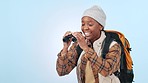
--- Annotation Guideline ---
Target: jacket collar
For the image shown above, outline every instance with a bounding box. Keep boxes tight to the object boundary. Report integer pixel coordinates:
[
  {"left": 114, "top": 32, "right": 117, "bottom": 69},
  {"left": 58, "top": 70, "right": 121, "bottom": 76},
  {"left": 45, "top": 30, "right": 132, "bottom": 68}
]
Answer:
[{"left": 93, "top": 31, "right": 106, "bottom": 53}]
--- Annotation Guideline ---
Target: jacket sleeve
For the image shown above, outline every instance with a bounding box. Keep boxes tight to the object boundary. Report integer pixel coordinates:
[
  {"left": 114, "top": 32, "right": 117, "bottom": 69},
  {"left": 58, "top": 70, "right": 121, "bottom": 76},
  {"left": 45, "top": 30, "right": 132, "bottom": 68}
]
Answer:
[
  {"left": 56, "top": 42, "right": 79, "bottom": 76},
  {"left": 84, "top": 43, "right": 121, "bottom": 77}
]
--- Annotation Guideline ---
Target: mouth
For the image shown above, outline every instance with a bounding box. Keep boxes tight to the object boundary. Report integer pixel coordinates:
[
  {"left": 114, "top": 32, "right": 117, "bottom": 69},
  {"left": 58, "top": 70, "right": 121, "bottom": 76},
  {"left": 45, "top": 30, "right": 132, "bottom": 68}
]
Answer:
[{"left": 84, "top": 32, "right": 91, "bottom": 37}]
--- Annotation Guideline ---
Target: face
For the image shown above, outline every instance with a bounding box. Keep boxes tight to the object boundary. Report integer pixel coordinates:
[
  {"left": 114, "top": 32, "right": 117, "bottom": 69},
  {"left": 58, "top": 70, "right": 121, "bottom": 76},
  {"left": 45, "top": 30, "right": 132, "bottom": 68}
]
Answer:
[{"left": 81, "top": 16, "right": 103, "bottom": 43}]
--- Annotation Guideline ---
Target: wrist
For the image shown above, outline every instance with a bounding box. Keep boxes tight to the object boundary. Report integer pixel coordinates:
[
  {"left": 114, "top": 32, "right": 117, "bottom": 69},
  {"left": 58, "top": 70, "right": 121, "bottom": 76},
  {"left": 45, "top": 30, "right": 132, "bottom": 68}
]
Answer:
[
  {"left": 83, "top": 46, "right": 89, "bottom": 52},
  {"left": 62, "top": 46, "right": 68, "bottom": 51},
  {"left": 84, "top": 48, "right": 95, "bottom": 59},
  {"left": 61, "top": 47, "right": 68, "bottom": 56}
]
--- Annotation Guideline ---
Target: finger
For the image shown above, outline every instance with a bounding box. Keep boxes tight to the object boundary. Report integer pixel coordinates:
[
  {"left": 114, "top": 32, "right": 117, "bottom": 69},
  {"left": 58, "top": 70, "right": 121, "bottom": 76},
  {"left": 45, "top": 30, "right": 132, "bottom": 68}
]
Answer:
[
  {"left": 72, "top": 32, "right": 81, "bottom": 37},
  {"left": 72, "top": 32, "right": 84, "bottom": 42},
  {"left": 63, "top": 31, "right": 72, "bottom": 37},
  {"left": 65, "top": 31, "right": 72, "bottom": 35},
  {"left": 77, "top": 32, "right": 84, "bottom": 40}
]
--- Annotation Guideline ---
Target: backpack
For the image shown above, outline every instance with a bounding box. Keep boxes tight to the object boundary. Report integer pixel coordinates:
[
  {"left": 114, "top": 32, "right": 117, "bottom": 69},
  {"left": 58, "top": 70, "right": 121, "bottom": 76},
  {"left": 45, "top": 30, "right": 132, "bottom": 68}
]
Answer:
[{"left": 101, "top": 30, "right": 134, "bottom": 83}]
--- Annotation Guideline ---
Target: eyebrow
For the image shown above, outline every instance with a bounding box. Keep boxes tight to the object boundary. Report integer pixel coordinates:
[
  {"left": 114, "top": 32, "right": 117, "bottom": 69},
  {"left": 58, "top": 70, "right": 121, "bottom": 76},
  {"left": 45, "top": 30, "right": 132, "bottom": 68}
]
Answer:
[{"left": 81, "top": 20, "right": 93, "bottom": 23}]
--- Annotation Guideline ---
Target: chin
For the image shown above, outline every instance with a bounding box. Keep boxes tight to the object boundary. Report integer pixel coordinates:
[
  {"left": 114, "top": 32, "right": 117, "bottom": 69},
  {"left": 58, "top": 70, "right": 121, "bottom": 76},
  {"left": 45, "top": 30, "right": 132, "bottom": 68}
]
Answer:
[{"left": 85, "top": 36, "right": 92, "bottom": 40}]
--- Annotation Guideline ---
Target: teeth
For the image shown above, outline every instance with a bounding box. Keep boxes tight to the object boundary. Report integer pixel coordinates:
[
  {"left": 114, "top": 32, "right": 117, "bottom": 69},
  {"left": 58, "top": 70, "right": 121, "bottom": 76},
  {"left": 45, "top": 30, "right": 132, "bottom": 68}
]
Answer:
[{"left": 85, "top": 32, "right": 90, "bottom": 36}]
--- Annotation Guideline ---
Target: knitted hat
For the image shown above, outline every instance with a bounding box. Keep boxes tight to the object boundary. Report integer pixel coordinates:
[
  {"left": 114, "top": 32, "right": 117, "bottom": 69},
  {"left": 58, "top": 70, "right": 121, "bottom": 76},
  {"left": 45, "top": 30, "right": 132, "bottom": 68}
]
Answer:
[{"left": 82, "top": 5, "right": 106, "bottom": 27}]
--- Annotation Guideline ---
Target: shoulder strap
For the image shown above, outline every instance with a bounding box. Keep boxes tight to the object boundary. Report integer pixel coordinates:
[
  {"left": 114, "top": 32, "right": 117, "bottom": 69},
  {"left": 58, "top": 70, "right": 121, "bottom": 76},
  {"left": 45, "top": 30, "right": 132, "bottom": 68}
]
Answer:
[
  {"left": 76, "top": 45, "right": 83, "bottom": 57},
  {"left": 75, "top": 45, "right": 83, "bottom": 65},
  {"left": 101, "top": 33, "right": 114, "bottom": 59},
  {"left": 101, "top": 31, "right": 123, "bottom": 58}
]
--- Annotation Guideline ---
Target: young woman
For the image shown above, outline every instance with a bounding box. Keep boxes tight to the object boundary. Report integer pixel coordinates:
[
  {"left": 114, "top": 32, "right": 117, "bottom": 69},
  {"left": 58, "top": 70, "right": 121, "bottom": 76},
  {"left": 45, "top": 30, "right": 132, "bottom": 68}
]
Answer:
[{"left": 56, "top": 5, "right": 121, "bottom": 83}]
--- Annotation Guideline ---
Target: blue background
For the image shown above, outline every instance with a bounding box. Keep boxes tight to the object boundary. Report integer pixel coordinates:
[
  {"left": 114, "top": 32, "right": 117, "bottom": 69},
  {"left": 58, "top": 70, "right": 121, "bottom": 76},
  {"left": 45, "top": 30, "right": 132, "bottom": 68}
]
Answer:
[{"left": 0, "top": 0, "right": 147, "bottom": 83}]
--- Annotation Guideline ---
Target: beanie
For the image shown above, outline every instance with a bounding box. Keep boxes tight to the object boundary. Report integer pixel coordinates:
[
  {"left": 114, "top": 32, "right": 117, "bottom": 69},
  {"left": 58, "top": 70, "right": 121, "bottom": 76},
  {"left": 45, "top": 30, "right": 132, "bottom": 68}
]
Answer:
[{"left": 82, "top": 5, "right": 106, "bottom": 27}]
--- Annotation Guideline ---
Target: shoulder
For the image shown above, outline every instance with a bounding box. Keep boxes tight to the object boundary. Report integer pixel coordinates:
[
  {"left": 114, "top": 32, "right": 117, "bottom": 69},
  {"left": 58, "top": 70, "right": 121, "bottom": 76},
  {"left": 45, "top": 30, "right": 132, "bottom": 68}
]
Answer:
[
  {"left": 109, "top": 41, "right": 121, "bottom": 52},
  {"left": 109, "top": 41, "right": 119, "bottom": 48}
]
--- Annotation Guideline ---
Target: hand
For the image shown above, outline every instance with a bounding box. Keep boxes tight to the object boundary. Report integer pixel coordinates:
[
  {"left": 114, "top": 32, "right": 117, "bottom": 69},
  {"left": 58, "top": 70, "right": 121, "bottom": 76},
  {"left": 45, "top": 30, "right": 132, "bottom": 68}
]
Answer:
[
  {"left": 62, "top": 31, "right": 72, "bottom": 50},
  {"left": 72, "top": 32, "right": 89, "bottom": 52}
]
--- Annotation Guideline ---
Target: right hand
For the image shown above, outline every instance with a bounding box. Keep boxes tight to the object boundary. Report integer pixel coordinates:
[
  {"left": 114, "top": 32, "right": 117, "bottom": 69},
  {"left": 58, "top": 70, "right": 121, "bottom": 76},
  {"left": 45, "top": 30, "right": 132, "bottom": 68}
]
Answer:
[{"left": 62, "top": 31, "right": 72, "bottom": 50}]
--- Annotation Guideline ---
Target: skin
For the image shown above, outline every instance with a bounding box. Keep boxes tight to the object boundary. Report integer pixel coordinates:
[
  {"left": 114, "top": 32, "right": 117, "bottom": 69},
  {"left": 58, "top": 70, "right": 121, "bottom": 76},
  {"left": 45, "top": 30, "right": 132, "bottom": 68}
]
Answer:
[{"left": 61, "top": 16, "right": 103, "bottom": 54}]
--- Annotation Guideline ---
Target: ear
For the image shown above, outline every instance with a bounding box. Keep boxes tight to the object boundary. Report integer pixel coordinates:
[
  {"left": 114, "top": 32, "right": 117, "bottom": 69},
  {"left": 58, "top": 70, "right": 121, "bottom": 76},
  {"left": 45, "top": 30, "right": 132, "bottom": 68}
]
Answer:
[
  {"left": 100, "top": 27, "right": 102, "bottom": 30},
  {"left": 99, "top": 26, "right": 104, "bottom": 31},
  {"left": 98, "top": 23, "right": 104, "bottom": 30}
]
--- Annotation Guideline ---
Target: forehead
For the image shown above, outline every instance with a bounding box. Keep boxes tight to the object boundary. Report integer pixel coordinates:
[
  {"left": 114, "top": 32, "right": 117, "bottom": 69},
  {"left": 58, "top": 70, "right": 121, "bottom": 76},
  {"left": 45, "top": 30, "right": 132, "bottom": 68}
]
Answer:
[
  {"left": 81, "top": 16, "right": 96, "bottom": 22},
  {"left": 81, "top": 16, "right": 103, "bottom": 27}
]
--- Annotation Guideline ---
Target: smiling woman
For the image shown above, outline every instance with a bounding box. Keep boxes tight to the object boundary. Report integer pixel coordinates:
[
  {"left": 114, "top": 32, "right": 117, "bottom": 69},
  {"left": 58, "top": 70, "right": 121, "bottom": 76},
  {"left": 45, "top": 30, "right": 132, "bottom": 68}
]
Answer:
[
  {"left": 1, "top": 0, "right": 147, "bottom": 83},
  {"left": 81, "top": 16, "right": 103, "bottom": 43},
  {"left": 56, "top": 5, "right": 122, "bottom": 83}
]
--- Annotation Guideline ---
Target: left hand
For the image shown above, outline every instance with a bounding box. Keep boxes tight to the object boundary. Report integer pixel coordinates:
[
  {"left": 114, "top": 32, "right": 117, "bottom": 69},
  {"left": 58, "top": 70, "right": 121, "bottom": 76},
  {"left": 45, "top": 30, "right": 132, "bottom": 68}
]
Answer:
[{"left": 72, "top": 32, "right": 89, "bottom": 52}]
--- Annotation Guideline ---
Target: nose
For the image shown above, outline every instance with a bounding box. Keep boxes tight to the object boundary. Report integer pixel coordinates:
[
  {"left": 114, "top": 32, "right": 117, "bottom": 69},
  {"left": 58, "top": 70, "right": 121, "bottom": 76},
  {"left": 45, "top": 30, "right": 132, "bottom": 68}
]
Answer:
[{"left": 83, "top": 25, "right": 89, "bottom": 30}]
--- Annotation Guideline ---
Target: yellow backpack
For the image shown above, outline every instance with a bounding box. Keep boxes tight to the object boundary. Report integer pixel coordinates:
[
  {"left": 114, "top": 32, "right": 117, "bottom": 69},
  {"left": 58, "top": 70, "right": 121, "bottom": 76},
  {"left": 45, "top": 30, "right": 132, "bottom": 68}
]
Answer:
[{"left": 101, "top": 30, "right": 134, "bottom": 83}]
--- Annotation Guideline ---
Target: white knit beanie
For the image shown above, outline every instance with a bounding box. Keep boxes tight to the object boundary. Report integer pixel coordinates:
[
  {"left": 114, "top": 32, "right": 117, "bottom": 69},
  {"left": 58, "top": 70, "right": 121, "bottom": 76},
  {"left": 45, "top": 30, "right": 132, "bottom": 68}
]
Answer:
[{"left": 82, "top": 5, "right": 106, "bottom": 27}]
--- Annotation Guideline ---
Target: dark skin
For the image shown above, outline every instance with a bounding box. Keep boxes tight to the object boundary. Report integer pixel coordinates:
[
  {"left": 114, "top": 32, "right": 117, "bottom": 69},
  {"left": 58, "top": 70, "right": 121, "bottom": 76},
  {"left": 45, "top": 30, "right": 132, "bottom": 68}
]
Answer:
[{"left": 61, "top": 16, "right": 103, "bottom": 55}]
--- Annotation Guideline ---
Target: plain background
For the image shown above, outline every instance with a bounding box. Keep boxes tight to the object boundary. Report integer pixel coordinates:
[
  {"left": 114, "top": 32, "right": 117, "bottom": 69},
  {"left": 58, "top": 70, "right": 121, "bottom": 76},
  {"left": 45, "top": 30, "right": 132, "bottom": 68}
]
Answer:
[{"left": 0, "top": 0, "right": 148, "bottom": 83}]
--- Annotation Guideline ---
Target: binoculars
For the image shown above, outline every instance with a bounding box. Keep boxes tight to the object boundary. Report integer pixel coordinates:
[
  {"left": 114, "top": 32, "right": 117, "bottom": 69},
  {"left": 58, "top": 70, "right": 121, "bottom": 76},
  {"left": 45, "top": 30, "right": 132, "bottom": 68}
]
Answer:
[{"left": 63, "top": 34, "right": 77, "bottom": 42}]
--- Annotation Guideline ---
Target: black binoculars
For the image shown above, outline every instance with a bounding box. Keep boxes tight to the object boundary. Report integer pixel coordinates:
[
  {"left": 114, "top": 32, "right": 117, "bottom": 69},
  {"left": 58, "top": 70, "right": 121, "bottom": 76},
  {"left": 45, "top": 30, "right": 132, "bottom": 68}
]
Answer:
[{"left": 63, "top": 34, "right": 77, "bottom": 42}]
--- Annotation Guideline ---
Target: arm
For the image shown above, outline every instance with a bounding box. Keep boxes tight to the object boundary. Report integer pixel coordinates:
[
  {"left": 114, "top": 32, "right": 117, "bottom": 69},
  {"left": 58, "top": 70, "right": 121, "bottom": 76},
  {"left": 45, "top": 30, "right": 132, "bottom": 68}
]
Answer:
[
  {"left": 56, "top": 42, "right": 79, "bottom": 76},
  {"left": 84, "top": 43, "right": 121, "bottom": 77}
]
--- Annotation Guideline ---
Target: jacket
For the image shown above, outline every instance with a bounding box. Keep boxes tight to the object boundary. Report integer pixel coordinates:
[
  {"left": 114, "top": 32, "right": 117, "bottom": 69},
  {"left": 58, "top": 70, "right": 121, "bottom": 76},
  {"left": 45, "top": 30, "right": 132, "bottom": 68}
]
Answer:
[{"left": 56, "top": 31, "right": 121, "bottom": 83}]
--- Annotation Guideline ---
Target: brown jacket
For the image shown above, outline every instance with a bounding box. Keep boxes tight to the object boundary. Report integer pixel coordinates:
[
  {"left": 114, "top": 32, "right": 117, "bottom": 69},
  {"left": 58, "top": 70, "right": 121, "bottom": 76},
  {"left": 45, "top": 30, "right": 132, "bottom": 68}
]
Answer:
[{"left": 56, "top": 32, "right": 121, "bottom": 83}]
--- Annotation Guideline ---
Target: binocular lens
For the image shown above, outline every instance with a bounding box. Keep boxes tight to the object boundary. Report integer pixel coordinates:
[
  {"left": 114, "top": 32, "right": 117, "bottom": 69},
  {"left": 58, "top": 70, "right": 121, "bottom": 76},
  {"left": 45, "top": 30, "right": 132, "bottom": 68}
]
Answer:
[{"left": 63, "top": 34, "right": 77, "bottom": 42}]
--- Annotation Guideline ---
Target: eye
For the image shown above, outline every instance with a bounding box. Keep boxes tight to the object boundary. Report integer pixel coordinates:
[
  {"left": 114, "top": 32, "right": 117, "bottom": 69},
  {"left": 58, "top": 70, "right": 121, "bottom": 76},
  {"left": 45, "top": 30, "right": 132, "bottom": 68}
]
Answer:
[
  {"left": 82, "top": 23, "right": 85, "bottom": 26},
  {"left": 88, "top": 23, "right": 93, "bottom": 26}
]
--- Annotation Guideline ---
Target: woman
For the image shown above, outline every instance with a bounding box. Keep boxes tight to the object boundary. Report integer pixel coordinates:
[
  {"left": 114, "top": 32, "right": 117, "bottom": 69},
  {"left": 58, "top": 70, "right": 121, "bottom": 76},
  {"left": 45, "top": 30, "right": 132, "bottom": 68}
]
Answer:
[{"left": 56, "top": 5, "right": 121, "bottom": 83}]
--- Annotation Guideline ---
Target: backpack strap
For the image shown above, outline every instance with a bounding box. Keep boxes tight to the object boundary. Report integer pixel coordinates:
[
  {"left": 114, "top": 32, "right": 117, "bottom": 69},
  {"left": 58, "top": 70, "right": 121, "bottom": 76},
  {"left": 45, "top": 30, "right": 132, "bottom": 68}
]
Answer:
[
  {"left": 101, "top": 33, "right": 115, "bottom": 59},
  {"left": 75, "top": 42, "right": 93, "bottom": 65},
  {"left": 76, "top": 45, "right": 83, "bottom": 57},
  {"left": 75, "top": 45, "right": 83, "bottom": 65},
  {"left": 101, "top": 31, "right": 124, "bottom": 65}
]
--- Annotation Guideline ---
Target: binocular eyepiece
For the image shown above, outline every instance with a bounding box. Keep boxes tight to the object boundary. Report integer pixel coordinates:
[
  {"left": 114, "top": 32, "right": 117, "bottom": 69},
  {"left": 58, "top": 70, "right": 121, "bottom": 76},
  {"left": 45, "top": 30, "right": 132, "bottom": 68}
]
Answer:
[{"left": 63, "top": 34, "right": 77, "bottom": 42}]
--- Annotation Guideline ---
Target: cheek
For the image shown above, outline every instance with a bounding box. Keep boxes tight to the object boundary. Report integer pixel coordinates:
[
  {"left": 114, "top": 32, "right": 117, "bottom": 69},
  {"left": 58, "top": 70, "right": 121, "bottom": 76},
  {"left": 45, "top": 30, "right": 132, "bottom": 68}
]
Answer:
[
  {"left": 91, "top": 26, "right": 98, "bottom": 32},
  {"left": 81, "top": 26, "right": 83, "bottom": 30},
  {"left": 81, "top": 27, "right": 84, "bottom": 32},
  {"left": 92, "top": 27, "right": 100, "bottom": 36}
]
